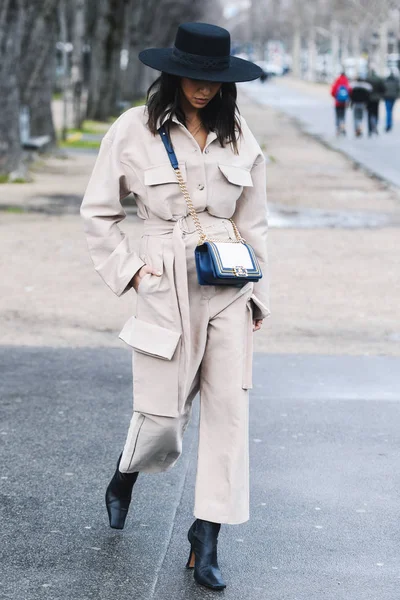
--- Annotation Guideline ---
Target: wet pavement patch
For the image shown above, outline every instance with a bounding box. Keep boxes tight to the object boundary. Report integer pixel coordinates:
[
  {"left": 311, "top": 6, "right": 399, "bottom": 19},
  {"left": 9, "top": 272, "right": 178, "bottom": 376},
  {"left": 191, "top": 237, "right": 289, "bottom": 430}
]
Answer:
[
  {"left": 269, "top": 203, "right": 400, "bottom": 229},
  {"left": 0, "top": 194, "right": 137, "bottom": 216}
]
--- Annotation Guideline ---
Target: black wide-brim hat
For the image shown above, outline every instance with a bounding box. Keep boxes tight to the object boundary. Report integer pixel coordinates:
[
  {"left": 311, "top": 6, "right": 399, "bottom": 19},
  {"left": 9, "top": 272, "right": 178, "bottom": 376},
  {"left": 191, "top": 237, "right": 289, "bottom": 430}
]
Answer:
[{"left": 139, "top": 22, "right": 262, "bottom": 83}]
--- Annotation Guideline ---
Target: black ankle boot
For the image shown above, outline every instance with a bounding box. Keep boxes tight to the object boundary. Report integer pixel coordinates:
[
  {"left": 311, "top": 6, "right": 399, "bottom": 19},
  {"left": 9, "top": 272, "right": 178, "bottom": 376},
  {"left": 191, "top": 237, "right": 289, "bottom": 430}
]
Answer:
[
  {"left": 186, "top": 519, "right": 226, "bottom": 591},
  {"left": 105, "top": 454, "right": 138, "bottom": 530}
]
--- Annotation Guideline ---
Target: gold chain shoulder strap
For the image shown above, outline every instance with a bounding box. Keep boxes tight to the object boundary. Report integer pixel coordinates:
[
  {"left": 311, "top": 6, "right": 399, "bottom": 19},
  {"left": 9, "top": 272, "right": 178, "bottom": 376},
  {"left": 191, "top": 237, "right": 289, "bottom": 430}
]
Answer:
[{"left": 173, "top": 167, "right": 244, "bottom": 245}]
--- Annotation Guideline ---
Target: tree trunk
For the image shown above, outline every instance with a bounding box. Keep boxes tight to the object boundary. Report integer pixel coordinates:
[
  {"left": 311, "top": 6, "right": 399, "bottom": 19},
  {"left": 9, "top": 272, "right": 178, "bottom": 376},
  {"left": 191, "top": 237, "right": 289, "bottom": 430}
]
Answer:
[
  {"left": 352, "top": 29, "right": 361, "bottom": 59},
  {"left": 292, "top": 22, "right": 301, "bottom": 78},
  {"left": 104, "top": 0, "right": 125, "bottom": 117},
  {"left": 86, "top": 0, "right": 125, "bottom": 121},
  {"left": 58, "top": 0, "right": 70, "bottom": 140},
  {"left": 341, "top": 26, "right": 350, "bottom": 64},
  {"left": 19, "top": 0, "right": 58, "bottom": 145},
  {"left": 124, "top": 48, "right": 147, "bottom": 101},
  {"left": 378, "top": 20, "right": 388, "bottom": 76},
  {"left": 0, "top": 0, "right": 23, "bottom": 176},
  {"left": 330, "top": 20, "right": 340, "bottom": 77},
  {"left": 71, "top": 0, "right": 86, "bottom": 129},
  {"left": 306, "top": 26, "right": 317, "bottom": 81},
  {"left": 123, "top": 0, "right": 150, "bottom": 103},
  {"left": 86, "top": 0, "right": 107, "bottom": 119}
]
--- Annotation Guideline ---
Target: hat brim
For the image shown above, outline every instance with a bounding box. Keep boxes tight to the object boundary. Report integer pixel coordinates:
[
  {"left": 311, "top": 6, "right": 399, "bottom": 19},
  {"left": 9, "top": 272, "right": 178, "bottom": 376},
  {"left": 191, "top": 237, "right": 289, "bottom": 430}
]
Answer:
[{"left": 139, "top": 48, "right": 263, "bottom": 83}]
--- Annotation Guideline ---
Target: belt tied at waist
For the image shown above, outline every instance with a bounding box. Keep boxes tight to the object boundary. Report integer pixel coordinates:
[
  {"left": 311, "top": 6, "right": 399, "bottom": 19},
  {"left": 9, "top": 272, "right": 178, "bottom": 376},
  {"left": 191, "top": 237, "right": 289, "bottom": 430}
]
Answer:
[{"left": 142, "top": 211, "right": 228, "bottom": 238}]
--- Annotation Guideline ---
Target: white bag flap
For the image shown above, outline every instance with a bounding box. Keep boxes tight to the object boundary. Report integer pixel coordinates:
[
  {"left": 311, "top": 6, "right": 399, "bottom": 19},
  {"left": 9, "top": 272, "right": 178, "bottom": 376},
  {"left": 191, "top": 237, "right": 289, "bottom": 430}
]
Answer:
[
  {"left": 119, "top": 316, "right": 181, "bottom": 360},
  {"left": 213, "top": 242, "right": 254, "bottom": 269}
]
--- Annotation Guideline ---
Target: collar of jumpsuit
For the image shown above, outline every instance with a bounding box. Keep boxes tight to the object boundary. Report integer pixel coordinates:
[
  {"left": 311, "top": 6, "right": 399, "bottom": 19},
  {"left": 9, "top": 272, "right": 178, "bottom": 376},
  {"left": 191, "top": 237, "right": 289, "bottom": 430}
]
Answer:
[{"left": 156, "top": 106, "right": 219, "bottom": 153}]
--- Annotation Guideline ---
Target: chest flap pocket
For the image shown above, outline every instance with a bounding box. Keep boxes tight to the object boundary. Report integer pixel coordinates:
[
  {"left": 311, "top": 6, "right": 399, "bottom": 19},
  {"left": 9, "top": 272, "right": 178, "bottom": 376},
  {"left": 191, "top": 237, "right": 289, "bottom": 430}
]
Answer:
[
  {"left": 208, "top": 164, "right": 253, "bottom": 218},
  {"left": 144, "top": 161, "right": 187, "bottom": 185},
  {"left": 143, "top": 161, "right": 187, "bottom": 219},
  {"left": 218, "top": 164, "right": 253, "bottom": 187}
]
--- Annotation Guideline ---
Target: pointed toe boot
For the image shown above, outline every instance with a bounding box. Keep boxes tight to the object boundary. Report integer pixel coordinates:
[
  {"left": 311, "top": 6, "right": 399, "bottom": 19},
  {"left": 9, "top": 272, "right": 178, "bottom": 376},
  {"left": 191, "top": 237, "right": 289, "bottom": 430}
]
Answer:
[
  {"left": 105, "top": 454, "right": 138, "bottom": 530},
  {"left": 186, "top": 519, "right": 226, "bottom": 591}
]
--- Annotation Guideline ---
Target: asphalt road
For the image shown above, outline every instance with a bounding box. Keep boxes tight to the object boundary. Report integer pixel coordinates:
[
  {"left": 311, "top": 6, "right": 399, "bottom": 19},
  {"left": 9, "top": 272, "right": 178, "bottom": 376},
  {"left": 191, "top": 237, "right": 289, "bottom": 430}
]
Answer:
[
  {"left": 243, "top": 79, "right": 400, "bottom": 189},
  {"left": 1, "top": 347, "right": 400, "bottom": 599}
]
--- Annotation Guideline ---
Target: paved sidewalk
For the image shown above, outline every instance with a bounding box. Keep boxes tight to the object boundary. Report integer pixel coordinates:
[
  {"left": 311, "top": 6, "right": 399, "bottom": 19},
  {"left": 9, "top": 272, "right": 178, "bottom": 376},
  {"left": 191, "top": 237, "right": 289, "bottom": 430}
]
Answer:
[
  {"left": 1, "top": 347, "right": 400, "bottom": 599},
  {"left": 243, "top": 78, "right": 400, "bottom": 188}
]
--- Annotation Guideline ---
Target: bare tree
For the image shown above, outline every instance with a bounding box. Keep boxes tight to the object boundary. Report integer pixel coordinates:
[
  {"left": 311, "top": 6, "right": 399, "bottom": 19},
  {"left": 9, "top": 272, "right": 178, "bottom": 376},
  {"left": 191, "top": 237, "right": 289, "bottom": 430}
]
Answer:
[
  {"left": 250, "top": 0, "right": 399, "bottom": 80},
  {"left": 0, "top": 0, "right": 23, "bottom": 176},
  {"left": 19, "top": 0, "right": 58, "bottom": 145},
  {"left": 86, "top": 0, "right": 126, "bottom": 120},
  {"left": 71, "top": 0, "right": 86, "bottom": 128}
]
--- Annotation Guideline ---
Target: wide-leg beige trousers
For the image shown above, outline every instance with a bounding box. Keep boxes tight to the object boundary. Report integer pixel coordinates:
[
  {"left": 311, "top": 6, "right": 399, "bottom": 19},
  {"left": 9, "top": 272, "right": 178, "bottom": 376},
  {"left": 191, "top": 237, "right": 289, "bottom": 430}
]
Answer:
[{"left": 119, "top": 215, "right": 254, "bottom": 525}]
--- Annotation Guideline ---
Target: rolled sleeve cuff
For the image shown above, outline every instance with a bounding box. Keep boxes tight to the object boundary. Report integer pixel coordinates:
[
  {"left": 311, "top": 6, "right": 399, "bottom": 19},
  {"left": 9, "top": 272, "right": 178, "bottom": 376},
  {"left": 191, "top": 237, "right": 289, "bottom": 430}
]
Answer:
[
  {"left": 96, "top": 251, "right": 145, "bottom": 297},
  {"left": 251, "top": 292, "right": 270, "bottom": 321}
]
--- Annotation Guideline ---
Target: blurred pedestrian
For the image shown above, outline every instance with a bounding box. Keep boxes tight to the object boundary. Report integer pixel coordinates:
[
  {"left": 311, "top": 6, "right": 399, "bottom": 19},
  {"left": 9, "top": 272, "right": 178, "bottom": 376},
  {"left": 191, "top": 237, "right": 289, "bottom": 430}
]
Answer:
[
  {"left": 331, "top": 71, "right": 351, "bottom": 136},
  {"left": 80, "top": 22, "right": 268, "bottom": 592},
  {"left": 383, "top": 70, "right": 400, "bottom": 132},
  {"left": 350, "top": 76, "right": 372, "bottom": 137},
  {"left": 366, "top": 68, "right": 385, "bottom": 136}
]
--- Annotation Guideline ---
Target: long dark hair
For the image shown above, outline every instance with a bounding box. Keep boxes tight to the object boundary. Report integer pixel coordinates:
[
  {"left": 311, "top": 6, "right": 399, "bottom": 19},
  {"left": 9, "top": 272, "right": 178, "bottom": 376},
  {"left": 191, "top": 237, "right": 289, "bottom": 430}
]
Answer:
[{"left": 146, "top": 73, "right": 242, "bottom": 153}]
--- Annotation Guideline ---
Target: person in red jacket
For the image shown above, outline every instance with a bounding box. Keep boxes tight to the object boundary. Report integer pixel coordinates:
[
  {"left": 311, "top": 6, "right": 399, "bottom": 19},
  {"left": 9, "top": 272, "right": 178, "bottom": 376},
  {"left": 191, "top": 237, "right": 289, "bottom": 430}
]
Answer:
[{"left": 331, "top": 72, "right": 351, "bottom": 136}]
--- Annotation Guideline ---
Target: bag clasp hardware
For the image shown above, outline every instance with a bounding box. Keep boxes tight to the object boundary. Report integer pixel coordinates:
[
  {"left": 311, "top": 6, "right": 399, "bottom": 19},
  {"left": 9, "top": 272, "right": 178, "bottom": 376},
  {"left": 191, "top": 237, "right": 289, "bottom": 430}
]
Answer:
[{"left": 234, "top": 266, "right": 248, "bottom": 277}]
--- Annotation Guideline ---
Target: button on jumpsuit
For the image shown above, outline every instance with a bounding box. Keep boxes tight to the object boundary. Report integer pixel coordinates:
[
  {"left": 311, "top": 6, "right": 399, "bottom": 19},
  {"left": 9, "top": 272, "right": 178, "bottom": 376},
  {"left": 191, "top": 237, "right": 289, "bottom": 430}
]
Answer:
[{"left": 80, "top": 106, "right": 270, "bottom": 525}]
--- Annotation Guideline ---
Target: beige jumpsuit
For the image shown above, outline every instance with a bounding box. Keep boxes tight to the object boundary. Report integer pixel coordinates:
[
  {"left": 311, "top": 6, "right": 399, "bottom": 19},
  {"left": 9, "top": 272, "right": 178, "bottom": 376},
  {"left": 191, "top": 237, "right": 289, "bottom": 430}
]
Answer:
[{"left": 80, "top": 106, "right": 270, "bottom": 525}]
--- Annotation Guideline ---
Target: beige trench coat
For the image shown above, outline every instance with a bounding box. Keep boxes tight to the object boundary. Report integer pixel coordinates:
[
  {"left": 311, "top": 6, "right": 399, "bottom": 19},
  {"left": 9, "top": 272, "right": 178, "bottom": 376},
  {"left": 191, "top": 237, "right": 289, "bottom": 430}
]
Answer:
[{"left": 81, "top": 106, "right": 270, "bottom": 417}]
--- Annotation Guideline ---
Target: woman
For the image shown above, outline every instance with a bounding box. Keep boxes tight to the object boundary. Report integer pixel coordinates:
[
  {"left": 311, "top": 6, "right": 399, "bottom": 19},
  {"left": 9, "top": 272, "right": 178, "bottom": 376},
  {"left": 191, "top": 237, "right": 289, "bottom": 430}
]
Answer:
[
  {"left": 331, "top": 71, "right": 351, "bottom": 136},
  {"left": 81, "top": 22, "right": 269, "bottom": 591}
]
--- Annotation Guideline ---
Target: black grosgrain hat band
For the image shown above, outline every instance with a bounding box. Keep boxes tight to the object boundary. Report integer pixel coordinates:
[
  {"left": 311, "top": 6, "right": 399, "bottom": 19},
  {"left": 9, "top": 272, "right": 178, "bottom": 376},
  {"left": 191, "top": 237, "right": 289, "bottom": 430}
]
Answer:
[{"left": 171, "top": 47, "right": 230, "bottom": 71}]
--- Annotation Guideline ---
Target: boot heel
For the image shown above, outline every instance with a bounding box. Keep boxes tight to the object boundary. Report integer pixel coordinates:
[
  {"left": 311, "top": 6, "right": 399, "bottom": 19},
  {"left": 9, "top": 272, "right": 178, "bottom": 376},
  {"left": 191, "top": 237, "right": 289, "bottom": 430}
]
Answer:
[{"left": 186, "top": 547, "right": 195, "bottom": 569}]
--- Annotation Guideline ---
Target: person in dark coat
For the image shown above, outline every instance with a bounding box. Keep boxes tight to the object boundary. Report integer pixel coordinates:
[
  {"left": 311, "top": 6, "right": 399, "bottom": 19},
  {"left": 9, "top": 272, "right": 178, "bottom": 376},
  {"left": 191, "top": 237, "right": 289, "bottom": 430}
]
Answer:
[
  {"left": 366, "top": 69, "right": 385, "bottom": 135},
  {"left": 350, "top": 77, "right": 372, "bottom": 137},
  {"left": 383, "top": 71, "right": 400, "bottom": 132},
  {"left": 331, "top": 72, "right": 351, "bottom": 135}
]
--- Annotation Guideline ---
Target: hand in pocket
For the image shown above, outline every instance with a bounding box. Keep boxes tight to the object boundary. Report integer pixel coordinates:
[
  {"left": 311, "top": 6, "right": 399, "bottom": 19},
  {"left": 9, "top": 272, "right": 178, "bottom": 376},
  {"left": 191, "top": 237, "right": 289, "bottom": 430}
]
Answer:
[{"left": 132, "top": 265, "right": 161, "bottom": 292}]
